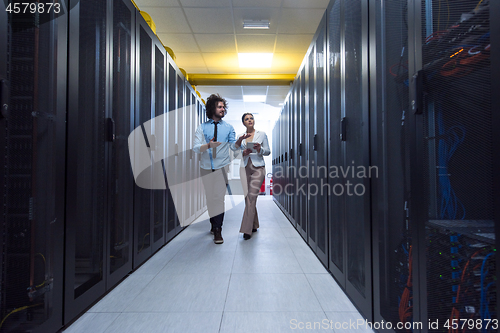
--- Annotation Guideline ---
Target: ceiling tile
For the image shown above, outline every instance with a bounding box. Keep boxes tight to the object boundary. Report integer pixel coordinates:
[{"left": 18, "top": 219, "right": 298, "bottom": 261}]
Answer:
[
  {"left": 268, "top": 86, "right": 293, "bottom": 95},
  {"left": 283, "top": 0, "right": 330, "bottom": 8},
  {"left": 275, "top": 34, "right": 314, "bottom": 53},
  {"left": 242, "top": 86, "right": 268, "bottom": 94},
  {"left": 236, "top": 35, "right": 276, "bottom": 53},
  {"left": 194, "top": 34, "right": 236, "bottom": 53},
  {"left": 179, "top": 0, "right": 231, "bottom": 6},
  {"left": 135, "top": 0, "right": 180, "bottom": 7},
  {"left": 184, "top": 8, "right": 234, "bottom": 33},
  {"left": 277, "top": 8, "right": 325, "bottom": 34},
  {"left": 157, "top": 33, "right": 199, "bottom": 52},
  {"left": 203, "top": 53, "right": 239, "bottom": 68},
  {"left": 208, "top": 86, "right": 243, "bottom": 95},
  {"left": 233, "top": 8, "right": 280, "bottom": 34},
  {"left": 208, "top": 67, "right": 243, "bottom": 74},
  {"left": 232, "top": 0, "right": 282, "bottom": 7},
  {"left": 186, "top": 67, "right": 210, "bottom": 74},
  {"left": 173, "top": 52, "right": 206, "bottom": 70},
  {"left": 270, "top": 66, "right": 299, "bottom": 74},
  {"left": 143, "top": 7, "right": 191, "bottom": 33},
  {"left": 272, "top": 53, "right": 304, "bottom": 68},
  {"left": 237, "top": 68, "right": 273, "bottom": 74}
]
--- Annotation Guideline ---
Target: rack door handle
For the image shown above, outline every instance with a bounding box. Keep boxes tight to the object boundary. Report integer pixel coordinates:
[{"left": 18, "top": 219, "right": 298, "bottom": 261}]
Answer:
[
  {"left": 340, "top": 117, "right": 346, "bottom": 141},
  {"left": 0, "top": 78, "right": 9, "bottom": 119}
]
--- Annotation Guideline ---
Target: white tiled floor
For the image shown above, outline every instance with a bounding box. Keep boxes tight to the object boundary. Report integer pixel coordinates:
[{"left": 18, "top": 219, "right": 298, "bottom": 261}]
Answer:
[{"left": 62, "top": 196, "right": 373, "bottom": 333}]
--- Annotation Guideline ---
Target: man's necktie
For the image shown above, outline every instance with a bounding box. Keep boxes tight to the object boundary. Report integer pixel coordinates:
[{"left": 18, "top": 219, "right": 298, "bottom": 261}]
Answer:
[{"left": 213, "top": 122, "right": 218, "bottom": 158}]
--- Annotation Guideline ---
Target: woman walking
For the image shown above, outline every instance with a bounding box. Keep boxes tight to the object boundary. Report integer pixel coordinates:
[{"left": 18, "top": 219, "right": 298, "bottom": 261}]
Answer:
[{"left": 237, "top": 113, "right": 270, "bottom": 240}]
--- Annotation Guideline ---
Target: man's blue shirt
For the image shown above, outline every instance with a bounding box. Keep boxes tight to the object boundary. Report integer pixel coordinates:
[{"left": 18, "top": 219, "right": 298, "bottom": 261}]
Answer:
[{"left": 193, "top": 119, "right": 238, "bottom": 170}]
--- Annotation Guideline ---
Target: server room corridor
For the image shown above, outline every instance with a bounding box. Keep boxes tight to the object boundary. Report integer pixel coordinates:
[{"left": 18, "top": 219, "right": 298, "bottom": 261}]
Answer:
[{"left": 61, "top": 197, "right": 372, "bottom": 333}]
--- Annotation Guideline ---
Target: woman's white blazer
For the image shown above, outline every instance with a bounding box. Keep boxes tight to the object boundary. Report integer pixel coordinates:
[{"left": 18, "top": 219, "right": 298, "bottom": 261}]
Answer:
[{"left": 238, "top": 130, "right": 270, "bottom": 167}]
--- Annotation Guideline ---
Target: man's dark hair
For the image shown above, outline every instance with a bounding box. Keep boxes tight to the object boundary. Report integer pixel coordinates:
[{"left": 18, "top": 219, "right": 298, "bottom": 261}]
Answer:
[{"left": 206, "top": 93, "right": 228, "bottom": 119}]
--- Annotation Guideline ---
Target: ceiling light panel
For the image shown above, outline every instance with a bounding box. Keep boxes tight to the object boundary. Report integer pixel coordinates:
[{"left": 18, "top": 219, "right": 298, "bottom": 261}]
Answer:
[
  {"left": 243, "top": 20, "right": 270, "bottom": 29},
  {"left": 243, "top": 95, "right": 267, "bottom": 102},
  {"left": 232, "top": 0, "right": 282, "bottom": 7},
  {"left": 233, "top": 8, "right": 279, "bottom": 34},
  {"left": 238, "top": 53, "right": 273, "bottom": 68}
]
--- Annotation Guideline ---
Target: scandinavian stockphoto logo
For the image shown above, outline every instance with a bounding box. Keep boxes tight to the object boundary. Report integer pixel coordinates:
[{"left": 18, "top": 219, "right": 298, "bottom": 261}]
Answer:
[{"left": 272, "top": 161, "right": 379, "bottom": 198}]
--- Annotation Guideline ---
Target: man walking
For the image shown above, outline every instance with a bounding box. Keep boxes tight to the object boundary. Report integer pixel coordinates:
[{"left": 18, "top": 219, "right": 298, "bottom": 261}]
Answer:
[{"left": 193, "top": 94, "right": 249, "bottom": 244}]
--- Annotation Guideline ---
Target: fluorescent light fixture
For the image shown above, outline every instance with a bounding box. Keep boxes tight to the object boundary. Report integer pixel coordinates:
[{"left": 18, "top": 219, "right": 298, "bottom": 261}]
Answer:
[
  {"left": 243, "top": 95, "right": 266, "bottom": 103},
  {"left": 243, "top": 20, "right": 270, "bottom": 29},
  {"left": 238, "top": 53, "right": 273, "bottom": 68}
]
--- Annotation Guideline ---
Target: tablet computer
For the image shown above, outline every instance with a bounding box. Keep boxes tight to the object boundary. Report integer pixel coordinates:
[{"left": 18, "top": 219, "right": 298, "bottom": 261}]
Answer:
[{"left": 246, "top": 142, "right": 258, "bottom": 153}]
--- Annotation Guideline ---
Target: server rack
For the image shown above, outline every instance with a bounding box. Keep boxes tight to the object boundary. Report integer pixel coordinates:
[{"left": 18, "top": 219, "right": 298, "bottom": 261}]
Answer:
[
  {"left": 107, "top": 0, "right": 136, "bottom": 290},
  {"left": 412, "top": 0, "right": 497, "bottom": 330},
  {"left": 2, "top": 0, "right": 206, "bottom": 330},
  {"left": 166, "top": 61, "right": 178, "bottom": 240},
  {"left": 370, "top": 0, "right": 412, "bottom": 329},
  {"left": 151, "top": 38, "right": 166, "bottom": 252},
  {"left": 65, "top": 0, "right": 109, "bottom": 322},
  {"left": 291, "top": 82, "right": 299, "bottom": 228},
  {"left": 0, "top": 2, "right": 67, "bottom": 332},
  {"left": 132, "top": 12, "right": 155, "bottom": 268},
  {"left": 327, "top": 0, "right": 346, "bottom": 292},
  {"left": 341, "top": 0, "right": 372, "bottom": 319},
  {"left": 273, "top": 0, "right": 499, "bottom": 329},
  {"left": 297, "top": 67, "right": 307, "bottom": 239},
  {"left": 307, "top": 13, "right": 328, "bottom": 265}
]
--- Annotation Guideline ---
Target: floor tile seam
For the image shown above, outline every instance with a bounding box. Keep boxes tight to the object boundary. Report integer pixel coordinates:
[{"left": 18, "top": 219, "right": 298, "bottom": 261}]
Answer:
[
  {"left": 221, "top": 310, "right": 331, "bottom": 313},
  {"left": 228, "top": 272, "right": 310, "bottom": 275},
  {"left": 220, "top": 235, "right": 240, "bottom": 330},
  {"left": 303, "top": 269, "right": 330, "bottom": 315},
  {"left": 121, "top": 260, "right": 185, "bottom": 312},
  {"left": 283, "top": 227, "right": 310, "bottom": 275},
  {"left": 153, "top": 228, "right": 195, "bottom": 272},
  {"left": 99, "top": 312, "right": 123, "bottom": 333},
  {"left": 117, "top": 310, "right": 225, "bottom": 313}
]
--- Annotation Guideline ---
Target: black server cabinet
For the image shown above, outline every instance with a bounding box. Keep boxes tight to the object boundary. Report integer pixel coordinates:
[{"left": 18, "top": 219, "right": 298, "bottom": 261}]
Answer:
[
  {"left": 186, "top": 91, "right": 194, "bottom": 224},
  {"left": 370, "top": 0, "right": 412, "bottom": 329},
  {"left": 1, "top": 3, "right": 66, "bottom": 332},
  {"left": 195, "top": 99, "right": 203, "bottom": 217},
  {"left": 307, "top": 14, "right": 328, "bottom": 265},
  {"left": 306, "top": 45, "right": 317, "bottom": 250},
  {"left": 166, "top": 60, "right": 182, "bottom": 238},
  {"left": 183, "top": 87, "right": 196, "bottom": 226},
  {"left": 65, "top": 0, "right": 109, "bottom": 322},
  {"left": 107, "top": 0, "right": 135, "bottom": 290},
  {"left": 132, "top": 13, "right": 154, "bottom": 268},
  {"left": 151, "top": 39, "right": 166, "bottom": 252},
  {"left": 410, "top": 0, "right": 498, "bottom": 329},
  {"left": 297, "top": 68, "right": 307, "bottom": 239},
  {"left": 342, "top": 0, "right": 372, "bottom": 319},
  {"left": 327, "top": 0, "right": 346, "bottom": 289},
  {"left": 325, "top": 0, "right": 372, "bottom": 319},
  {"left": 284, "top": 105, "right": 288, "bottom": 211},
  {"left": 176, "top": 73, "right": 186, "bottom": 227},
  {"left": 290, "top": 83, "right": 299, "bottom": 228},
  {"left": 493, "top": 1, "right": 500, "bottom": 325}
]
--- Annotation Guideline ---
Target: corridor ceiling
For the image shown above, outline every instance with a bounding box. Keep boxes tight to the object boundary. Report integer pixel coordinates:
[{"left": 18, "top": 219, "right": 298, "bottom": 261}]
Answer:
[{"left": 133, "top": 0, "right": 330, "bottom": 107}]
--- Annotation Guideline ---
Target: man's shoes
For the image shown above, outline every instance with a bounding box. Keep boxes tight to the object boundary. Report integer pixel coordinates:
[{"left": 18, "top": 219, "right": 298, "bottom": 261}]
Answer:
[
  {"left": 210, "top": 224, "right": 215, "bottom": 234},
  {"left": 213, "top": 228, "right": 224, "bottom": 244},
  {"left": 243, "top": 233, "right": 251, "bottom": 240},
  {"left": 252, "top": 229, "right": 258, "bottom": 232}
]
